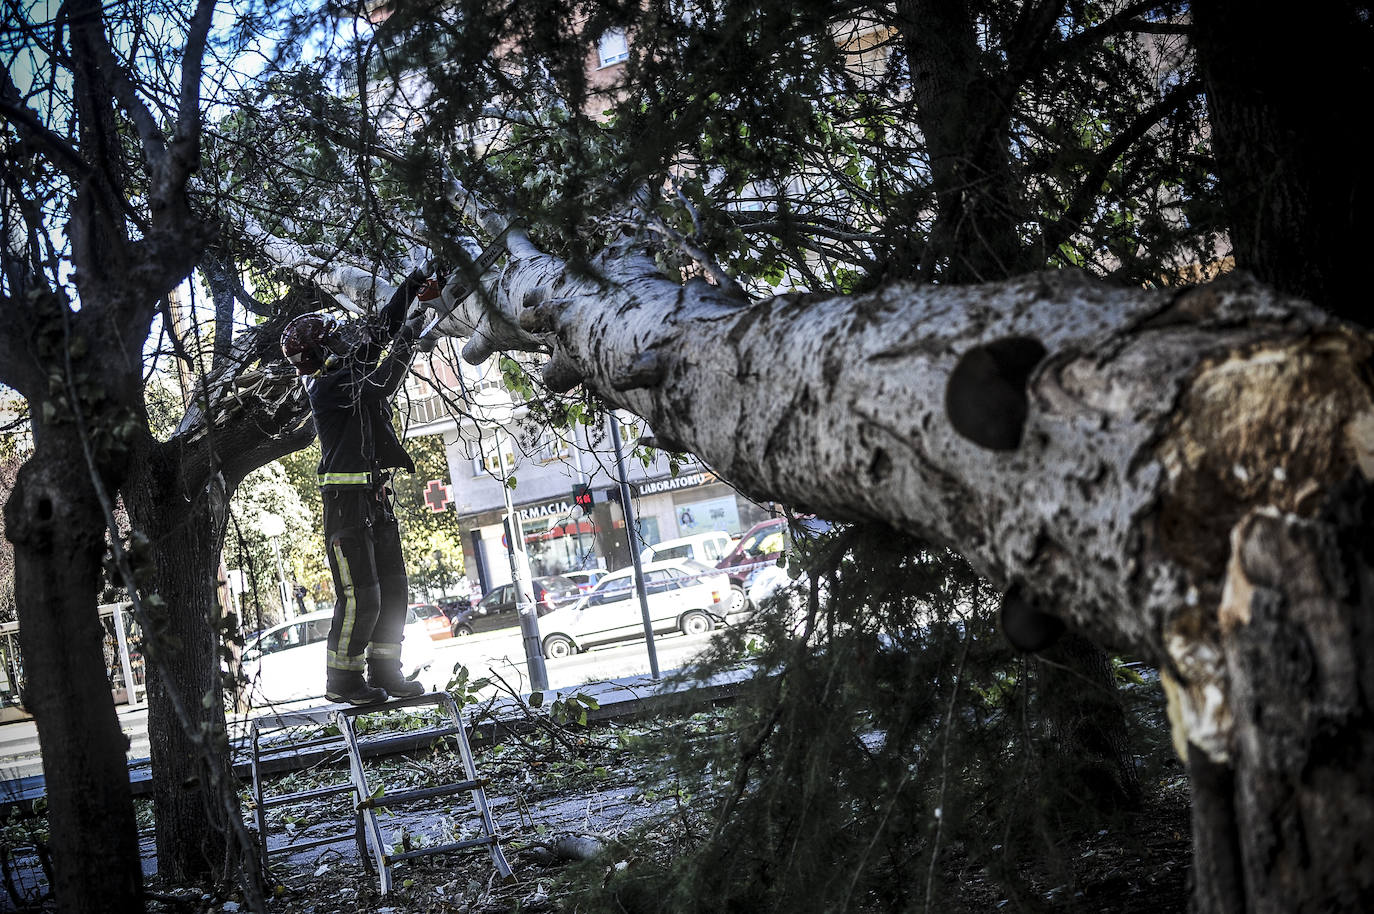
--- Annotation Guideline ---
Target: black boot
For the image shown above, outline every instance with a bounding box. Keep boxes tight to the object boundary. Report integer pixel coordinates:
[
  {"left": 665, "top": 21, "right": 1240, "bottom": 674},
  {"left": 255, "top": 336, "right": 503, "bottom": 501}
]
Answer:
[
  {"left": 325, "top": 670, "right": 389, "bottom": 705},
  {"left": 367, "top": 659, "right": 425, "bottom": 698}
]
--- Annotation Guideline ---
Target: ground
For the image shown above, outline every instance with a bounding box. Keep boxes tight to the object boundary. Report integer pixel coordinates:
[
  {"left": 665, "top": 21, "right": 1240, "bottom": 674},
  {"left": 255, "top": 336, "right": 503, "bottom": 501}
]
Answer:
[{"left": 137, "top": 702, "right": 1194, "bottom": 914}]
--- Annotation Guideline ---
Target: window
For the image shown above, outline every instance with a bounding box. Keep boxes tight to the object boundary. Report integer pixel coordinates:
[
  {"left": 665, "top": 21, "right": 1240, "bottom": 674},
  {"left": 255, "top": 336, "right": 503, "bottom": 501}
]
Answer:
[
  {"left": 592, "top": 576, "right": 634, "bottom": 605},
  {"left": 536, "top": 427, "right": 571, "bottom": 464},
  {"left": 478, "top": 433, "right": 517, "bottom": 476},
  {"left": 597, "top": 29, "right": 629, "bottom": 66}
]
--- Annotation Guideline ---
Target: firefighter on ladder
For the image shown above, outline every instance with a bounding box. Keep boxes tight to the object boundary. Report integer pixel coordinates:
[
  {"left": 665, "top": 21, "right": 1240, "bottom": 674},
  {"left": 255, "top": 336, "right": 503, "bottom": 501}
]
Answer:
[{"left": 279, "top": 278, "right": 441, "bottom": 705}]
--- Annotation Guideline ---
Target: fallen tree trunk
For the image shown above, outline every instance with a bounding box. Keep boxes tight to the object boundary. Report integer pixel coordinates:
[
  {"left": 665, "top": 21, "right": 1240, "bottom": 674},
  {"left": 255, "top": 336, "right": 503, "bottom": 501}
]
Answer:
[
  {"left": 258, "top": 212, "right": 1374, "bottom": 908},
  {"left": 429, "top": 225, "right": 1373, "bottom": 911}
]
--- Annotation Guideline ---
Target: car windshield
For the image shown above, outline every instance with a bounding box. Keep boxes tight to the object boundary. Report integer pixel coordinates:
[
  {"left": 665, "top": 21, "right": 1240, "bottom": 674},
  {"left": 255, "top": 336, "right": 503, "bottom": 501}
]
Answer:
[
  {"left": 736, "top": 524, "right": 778, "bottom": 556},
  {"left": 411, "top": 604, "right": 442, "bottom": 619},
  {"left": 654, "top": 544, "right": 692, "bottom": 561}
]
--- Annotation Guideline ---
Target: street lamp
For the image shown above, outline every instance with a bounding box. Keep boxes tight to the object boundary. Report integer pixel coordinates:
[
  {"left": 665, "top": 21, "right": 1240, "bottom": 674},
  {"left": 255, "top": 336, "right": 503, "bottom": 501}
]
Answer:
[
  {"left": 258, "top": 512, "right": 291, "bottom": 617},
  {"left": 607, "top": 411, "right": 661, "bottom": 679},
  {"left": 473, "top": 395, "right": 549, "bottom": 691}
]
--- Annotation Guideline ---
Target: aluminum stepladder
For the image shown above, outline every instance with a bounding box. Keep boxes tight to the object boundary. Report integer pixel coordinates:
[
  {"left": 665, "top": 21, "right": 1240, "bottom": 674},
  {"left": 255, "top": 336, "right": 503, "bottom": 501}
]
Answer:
[{"left": 249, "top": 690, "right": 512, "bottom": 893}]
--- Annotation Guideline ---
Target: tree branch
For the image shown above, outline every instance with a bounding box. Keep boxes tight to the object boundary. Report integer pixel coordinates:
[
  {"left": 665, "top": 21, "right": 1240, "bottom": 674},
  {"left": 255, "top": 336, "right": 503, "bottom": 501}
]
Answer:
[
  {"left": 0, "top": 70, "right": 88, "bottom": 179},
  {"left": 1046, "top": 1, "right": 1188, "bottom": 71},
  {"left": 165, "top": 0, "right": 217, "bottom": 187},
  {"left": 1038, "top": 77, "right": 1202, "bottom": 257}
]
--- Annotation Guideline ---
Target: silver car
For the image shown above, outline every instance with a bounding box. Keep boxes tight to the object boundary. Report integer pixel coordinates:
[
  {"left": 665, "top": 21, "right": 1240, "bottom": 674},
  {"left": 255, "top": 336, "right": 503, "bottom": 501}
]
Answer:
[
  {"left": 537, "top": 559, "right": 731, "bottom": 658},
  {"left": 236, "top": 608, "right": 441, "bottom": 707}
]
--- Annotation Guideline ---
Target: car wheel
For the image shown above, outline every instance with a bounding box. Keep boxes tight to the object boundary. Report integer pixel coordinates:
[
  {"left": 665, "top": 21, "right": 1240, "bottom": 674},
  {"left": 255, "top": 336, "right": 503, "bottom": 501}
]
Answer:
[
  {"left": 453, "top": 622, "right": 473, "bottom": 637},
  {"left": 727, "top": 584, "right": 748, "bottom": 615},
  {"left": 543, "top": 634, "right": 576, "bottom": 660},
  {"left": 680, "top": 610, "right": 713, "bottom": 636}
]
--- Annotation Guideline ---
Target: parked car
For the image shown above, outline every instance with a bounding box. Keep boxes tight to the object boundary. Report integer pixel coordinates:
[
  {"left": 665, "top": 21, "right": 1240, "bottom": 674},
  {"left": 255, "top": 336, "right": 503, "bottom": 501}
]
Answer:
[
  {"left": 436, "top": 593, "right": 478, "bottom": 621},
  {"left": 743, "top": 517, "right": 837, "bottom": 608},
  {"left": 408, "top": 602, "right": 454, "bottom": 640},
  {"left": 640, "top": 531, "right": 732, "bottom": 565},
  {"left": 237, "top": 608, "right": 440, "bottom": 707},
  {"left": 537, "top": 558, "right": 731, "bottom": 659},
  {"left": 715, "top": 517, "right": 788, "bottom": 613},
  {"left": 563, "top": 569, "right": 610, "bottom": 594},
  {"left": 451, "top": 575, "right": 582, "bottom": 636}
]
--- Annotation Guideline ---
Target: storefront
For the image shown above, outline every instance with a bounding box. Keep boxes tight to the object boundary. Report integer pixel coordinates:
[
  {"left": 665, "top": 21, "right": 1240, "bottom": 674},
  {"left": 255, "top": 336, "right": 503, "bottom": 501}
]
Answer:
[
  {"left": 463, "top": 495, "right": 607, "bottom": 592},
  {"left": 459, "top": 472, "right": 773, "bottom": 597},
  {"left": 631, "top": 471, "right": 772, "bottom": 544}
]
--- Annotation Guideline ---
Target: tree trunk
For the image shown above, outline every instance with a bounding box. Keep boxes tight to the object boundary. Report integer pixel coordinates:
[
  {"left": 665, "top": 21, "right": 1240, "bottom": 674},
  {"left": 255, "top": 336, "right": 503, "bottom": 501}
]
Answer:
[
  {"left": 1039, "top": 632, "right": 1142, "bottom": 809},
  {"left": 126, "top": 335, "right": 309, "bottom": 894},
  {"left": 896, "top": 0, "right": 1039, "bottom": 283},
  {"left": 430, "top": 228, "right": 1374, "bottom": 908},
  {"left": 894, "top": 0, "right": 1141, "bottom": 809},
  {"left": 1191, "top": 0, "right": 1372, "bottom": 324},
  {"left": 1183, "top": 498, "right": 1374, "bottom": 913},
  {"left": 127, "top": 447, "right": 233, "bottom": 885},
  {"left": 4, "top": 442, "right": 143, "bottom": 913}
]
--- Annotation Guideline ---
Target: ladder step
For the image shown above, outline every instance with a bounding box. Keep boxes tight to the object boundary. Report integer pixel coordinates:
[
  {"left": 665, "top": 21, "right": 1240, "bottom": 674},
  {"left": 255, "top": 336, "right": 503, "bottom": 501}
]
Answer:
[
  {"left": 265, "top": 832, "right": 357, "bottom": 857},
  {"left": 259, "top": 733, "right": 349, "bottom": 754},
  {"left": 261, "top": 782, "right": 354, "bottom": 809},
  {"left": 359, "top": 778, "right": 485, "bottom": 810},
  {"left": 338, "top": 691, "right": 446, "bottom": 718},
  {"left": 388, "top": 835, "right": 497, "bottom": 864},
  {"left": 354, "top": 724, "right": 465, "bottom": 751}
]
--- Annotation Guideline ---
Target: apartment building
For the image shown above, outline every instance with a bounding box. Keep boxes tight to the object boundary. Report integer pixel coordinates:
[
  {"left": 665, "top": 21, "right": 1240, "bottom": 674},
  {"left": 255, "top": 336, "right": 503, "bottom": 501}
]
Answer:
[{"left": 400, "top": 341, "right": 771, "bottom": 595}]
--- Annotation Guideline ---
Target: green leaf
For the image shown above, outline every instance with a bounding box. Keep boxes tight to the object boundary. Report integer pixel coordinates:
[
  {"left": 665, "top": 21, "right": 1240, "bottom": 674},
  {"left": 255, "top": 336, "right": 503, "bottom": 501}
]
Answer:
[{"left": 528, "top": 691, "right": 544, "bottom": 708}]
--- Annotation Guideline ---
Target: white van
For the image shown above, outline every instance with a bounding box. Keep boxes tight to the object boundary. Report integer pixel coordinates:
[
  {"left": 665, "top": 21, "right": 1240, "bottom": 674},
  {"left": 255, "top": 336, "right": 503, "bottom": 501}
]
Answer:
[{"left": 640, "top": 531, "right": 733, "bottom": 565}]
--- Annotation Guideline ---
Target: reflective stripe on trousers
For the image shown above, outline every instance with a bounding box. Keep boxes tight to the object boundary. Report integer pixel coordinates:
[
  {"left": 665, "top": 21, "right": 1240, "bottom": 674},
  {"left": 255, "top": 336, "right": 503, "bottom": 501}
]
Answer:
[{"left": 323, "top": 486, "right": 409, "bottom": 671}]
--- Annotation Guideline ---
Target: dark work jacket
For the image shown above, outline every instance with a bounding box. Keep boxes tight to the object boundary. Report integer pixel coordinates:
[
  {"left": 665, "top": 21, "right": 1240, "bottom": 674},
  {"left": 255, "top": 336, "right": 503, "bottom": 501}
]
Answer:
[{"left": 306, "top": 299, "right": 416, "bottom": 487}]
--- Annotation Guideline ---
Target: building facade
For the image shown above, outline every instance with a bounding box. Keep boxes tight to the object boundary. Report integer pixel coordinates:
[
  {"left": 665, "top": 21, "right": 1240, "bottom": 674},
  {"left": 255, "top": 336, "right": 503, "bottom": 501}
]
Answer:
[{"left": 400, "top": 341, "right": 772, "bottom": 597}]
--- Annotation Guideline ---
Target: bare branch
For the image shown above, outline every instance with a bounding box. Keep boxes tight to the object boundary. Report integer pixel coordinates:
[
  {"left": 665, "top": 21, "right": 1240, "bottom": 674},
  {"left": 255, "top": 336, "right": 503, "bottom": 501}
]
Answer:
[
  {"left": 169, "top": 0, "right": 218, "bottom": 179},
  {"left": 0, "top": 68, "right": 87, "bottom": 179}
]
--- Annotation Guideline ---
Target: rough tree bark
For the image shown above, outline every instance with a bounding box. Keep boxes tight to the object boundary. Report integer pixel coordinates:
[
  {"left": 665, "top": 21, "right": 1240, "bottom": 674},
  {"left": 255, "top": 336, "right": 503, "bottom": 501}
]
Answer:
[
  {"left": 421, "top": 210, "right": 1373, "bottom": 910},
  {"left": 129, "top": 308, "right": 314, "bottom": 885},
  {"left": 0, "top": 0, "right": 216, "bottom": 908},
  {"left": 896, "top": 0, "right": 1043, "bottom": 283},
  {"left": 4, "top": 434, "right": 142, "bottom": 910}
]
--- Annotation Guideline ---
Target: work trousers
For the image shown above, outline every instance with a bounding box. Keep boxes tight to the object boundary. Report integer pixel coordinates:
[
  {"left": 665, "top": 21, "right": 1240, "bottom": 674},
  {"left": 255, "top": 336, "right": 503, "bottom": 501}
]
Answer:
[{"left": 322, "top": 485, "right": 409, "bottom": 673}]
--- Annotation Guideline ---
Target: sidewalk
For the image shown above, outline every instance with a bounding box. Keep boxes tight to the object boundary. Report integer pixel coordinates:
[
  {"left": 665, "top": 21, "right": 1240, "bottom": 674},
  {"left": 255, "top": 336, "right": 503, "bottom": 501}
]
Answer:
[{"left": 0, "top": 665, "right": 754, "bottom": 813}]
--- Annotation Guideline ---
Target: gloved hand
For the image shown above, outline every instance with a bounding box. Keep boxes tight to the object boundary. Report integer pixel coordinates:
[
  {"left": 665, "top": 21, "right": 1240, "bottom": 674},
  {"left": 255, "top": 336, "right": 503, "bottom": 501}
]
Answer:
[
  {"left": 400, "top": 310, "right": 428, "bottom": 343},
  {"left": 401, "top": 310, "right": 440, "bottom": 353}
]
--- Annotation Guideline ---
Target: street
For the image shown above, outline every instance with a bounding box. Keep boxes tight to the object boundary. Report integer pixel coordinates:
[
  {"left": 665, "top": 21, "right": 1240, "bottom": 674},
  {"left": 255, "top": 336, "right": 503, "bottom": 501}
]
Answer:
[{"left": 433, "top": 624, "right": 723, "bottom": 694}]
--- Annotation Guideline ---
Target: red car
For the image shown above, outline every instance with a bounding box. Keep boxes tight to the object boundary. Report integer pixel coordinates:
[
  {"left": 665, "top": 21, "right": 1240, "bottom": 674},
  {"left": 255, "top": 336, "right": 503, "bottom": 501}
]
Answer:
[
  {"left": 408, "top": 602, "right": 454, "bottom": 640},
  {"left": 715, "top": 518, "right": 787, "bottom": 613}
]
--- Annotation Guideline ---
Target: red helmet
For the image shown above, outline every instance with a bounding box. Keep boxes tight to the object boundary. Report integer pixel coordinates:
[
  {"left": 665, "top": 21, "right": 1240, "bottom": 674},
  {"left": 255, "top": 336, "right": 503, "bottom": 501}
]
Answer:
[{"left": 280, "top": 312, "right": 341, "bottom": 375}]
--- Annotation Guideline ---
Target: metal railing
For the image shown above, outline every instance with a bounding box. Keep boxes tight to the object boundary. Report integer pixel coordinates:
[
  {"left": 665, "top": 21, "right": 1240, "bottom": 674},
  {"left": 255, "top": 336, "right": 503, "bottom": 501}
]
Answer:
[{"left": 0, "top": 602, "right": 144, "bottom": 721}]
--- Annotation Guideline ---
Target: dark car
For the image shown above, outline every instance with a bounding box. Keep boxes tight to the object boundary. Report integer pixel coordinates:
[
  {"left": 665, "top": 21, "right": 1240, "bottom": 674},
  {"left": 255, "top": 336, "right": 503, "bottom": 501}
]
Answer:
[
  {"left": 451, "top": 575, "right": 581, "bottom": 636},
  {"left": 715, "top": 518, "right": 788, "bottom": 613},
  {"left": 436, "top": 594, "right": 478, "bottom": 622}
]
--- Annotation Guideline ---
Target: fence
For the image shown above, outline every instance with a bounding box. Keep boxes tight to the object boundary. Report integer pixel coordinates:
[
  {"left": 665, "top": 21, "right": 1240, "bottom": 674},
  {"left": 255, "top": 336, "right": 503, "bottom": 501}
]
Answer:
[{"left": 0, "top": 603, "right": 144, "bottom": 723}]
